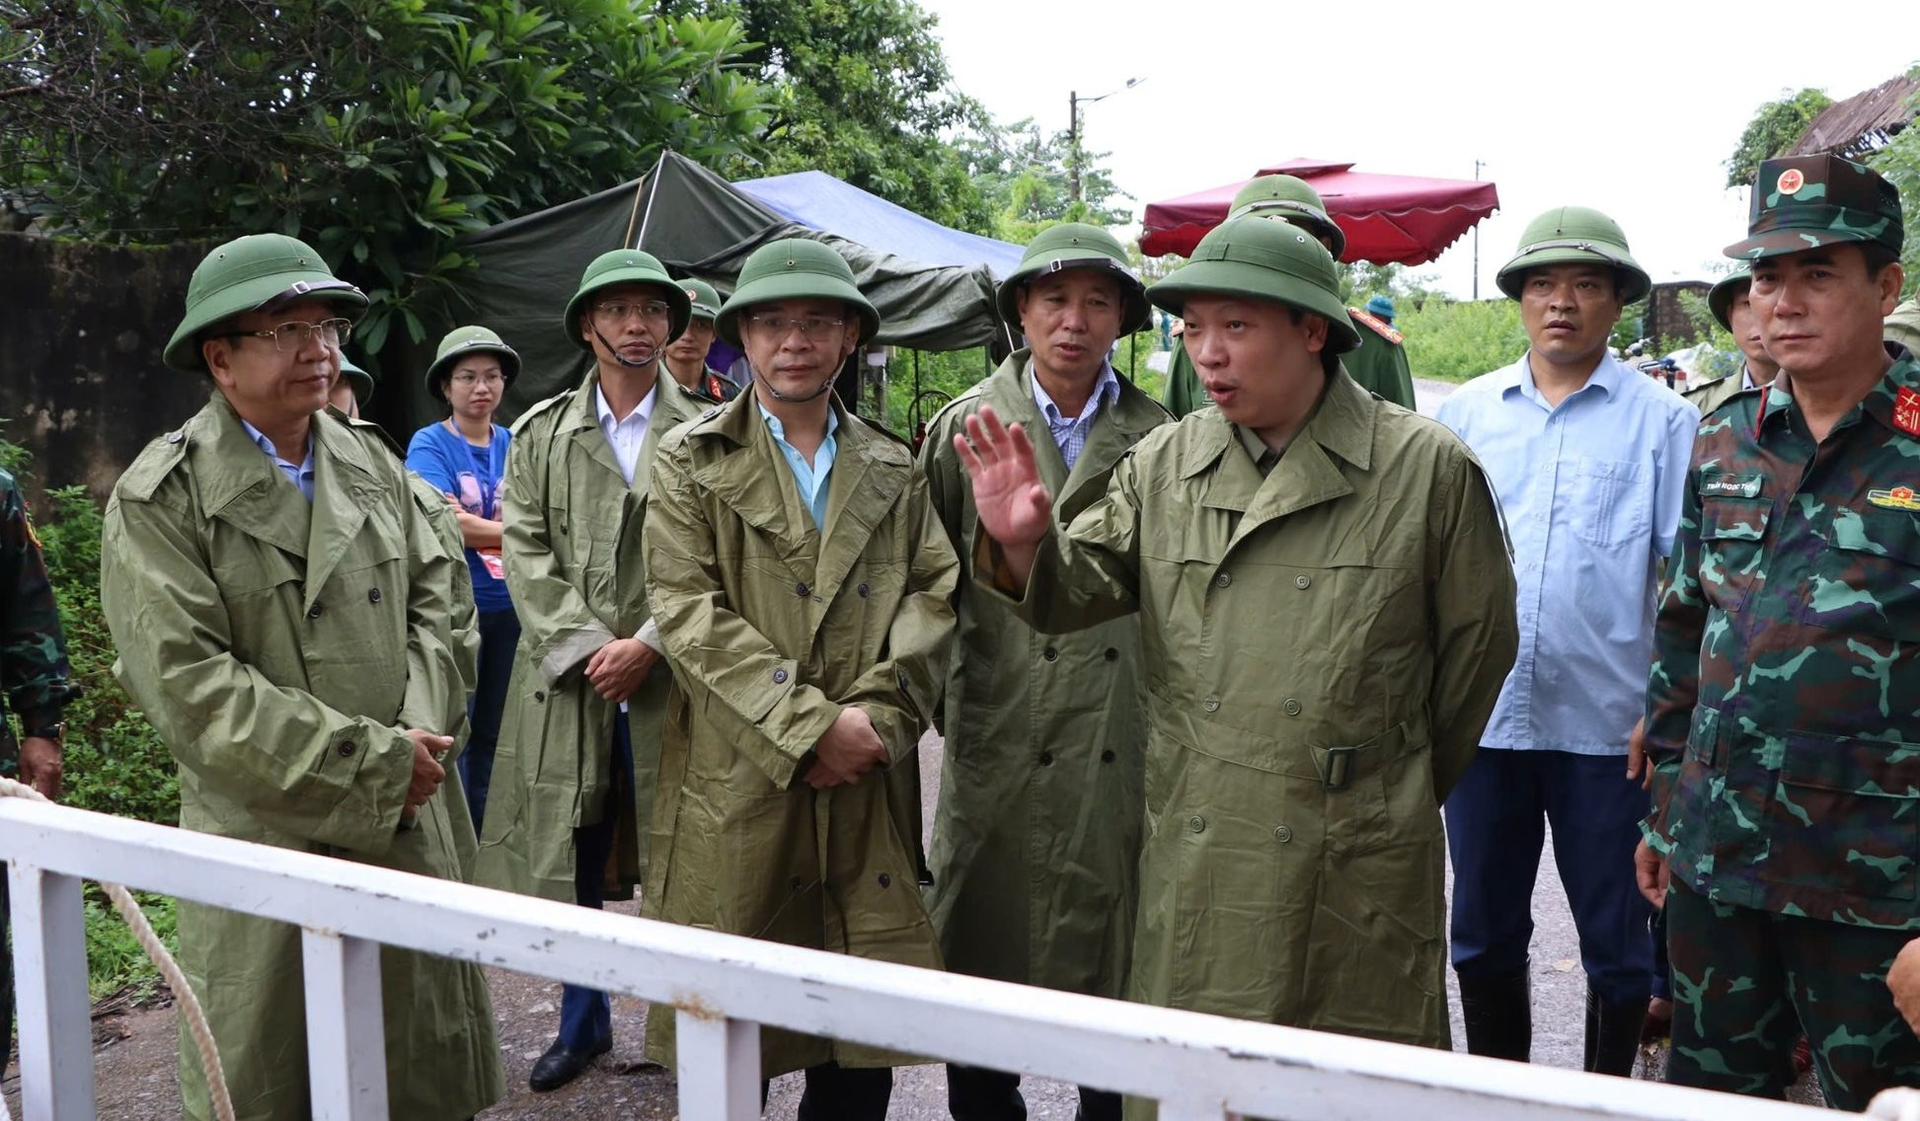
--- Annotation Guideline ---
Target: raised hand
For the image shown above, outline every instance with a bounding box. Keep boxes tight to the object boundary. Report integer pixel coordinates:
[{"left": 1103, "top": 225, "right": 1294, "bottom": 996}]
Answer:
[{"left": 954, "top": 407, "right": 1053, "bottom": 549}]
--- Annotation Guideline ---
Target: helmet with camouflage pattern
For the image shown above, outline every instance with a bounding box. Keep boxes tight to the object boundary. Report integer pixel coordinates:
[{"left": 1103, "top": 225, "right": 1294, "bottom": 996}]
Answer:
[
  {"left": 1146, "top": 215, "right": 1361, "bottom": 353},
  {"left": 1724, "top": 154, "right": 1904, "bottom": 262},
  {"left": 1227, "top": 175, "right": 1347, "bottom": 259},
  {"left": 1497, "top": 206, "right": 1651, "bottom": 304},
  {"left": 996, "top": 223, "right": 1151, "bottom": 336},
  {"left": 164, "top": 234, "right": 368, "bottom": 373}
]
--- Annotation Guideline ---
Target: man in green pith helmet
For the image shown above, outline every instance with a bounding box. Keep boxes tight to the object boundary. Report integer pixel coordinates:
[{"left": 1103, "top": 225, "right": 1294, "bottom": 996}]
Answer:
[
  {"left": 1638, "top": 153, "right": 1920, "bottom": 1109},
  {"left": 1683, "top": 265, "right": 1780, "bottom": 416},
  {"left": 1161, "top": 174, "right": 1418, "bottom": 415},
  {"left": 101, "top": 233, "right": 503, "bottom": 1121},
  {"left": 1887, "top": 292, "right": 1920, "bottom": 353},
  {"left": 664, "top": 277, "right": 740, "bottom": 403},
  {"left": 473, "top": 248, "right": 706, "bottom": 1092},
  {"left": 640, "top": 237, "right": 957, "bottom": 1118},
  {"left": 954, "top": 215, "right": 1517, "bottom": 1119},
  {"left": 919, "top": 222, "right": 1169, "bottom": 1121}
]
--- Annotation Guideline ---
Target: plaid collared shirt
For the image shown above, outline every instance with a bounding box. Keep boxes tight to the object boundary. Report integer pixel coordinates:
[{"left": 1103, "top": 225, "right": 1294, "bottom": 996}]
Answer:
[{"left": 1030, "top": 361, "right": 1120, "bottom": 470}]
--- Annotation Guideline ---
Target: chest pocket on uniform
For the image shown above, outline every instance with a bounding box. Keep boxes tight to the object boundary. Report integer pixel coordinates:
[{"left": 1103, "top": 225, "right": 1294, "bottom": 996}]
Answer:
[
  {"left": 1800, "top": 505, "right": 1920, "bottom": 641},
  {"left": 1698, "top": 496, "right": 1772, "bottom": 614},
  {"left": 1572, "top": 456, "right": 1651, "bottom": 549}
]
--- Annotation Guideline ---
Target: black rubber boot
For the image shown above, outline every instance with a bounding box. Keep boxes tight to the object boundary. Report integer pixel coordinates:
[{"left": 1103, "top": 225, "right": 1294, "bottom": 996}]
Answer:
[
  {"left": 1584, "top": 986, "right": 1647, "bottom": 1077},
  {"left": 1457, "top": 968, "right": 1532, "bottom": 1062}
]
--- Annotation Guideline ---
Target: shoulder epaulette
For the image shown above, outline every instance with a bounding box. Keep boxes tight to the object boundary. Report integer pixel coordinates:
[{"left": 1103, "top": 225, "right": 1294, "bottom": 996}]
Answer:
[
  {"left": 508, "top": 390, "right": 572, "bottom": 435},
  {"left": 1348, "top": 307, "right": 1404, "bottom": 345},
  {"left": 115, "top": 430, "right": 191, "bottom": 502}
]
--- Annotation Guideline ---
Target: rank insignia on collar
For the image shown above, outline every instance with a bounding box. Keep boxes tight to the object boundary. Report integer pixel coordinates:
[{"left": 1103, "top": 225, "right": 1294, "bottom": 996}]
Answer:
[
  {"left": 1868, "top": 485, "right": 1920, "bottom": 512},
  {"left": 1896, "top": 387, "right": 1920, "bottom": 436}
]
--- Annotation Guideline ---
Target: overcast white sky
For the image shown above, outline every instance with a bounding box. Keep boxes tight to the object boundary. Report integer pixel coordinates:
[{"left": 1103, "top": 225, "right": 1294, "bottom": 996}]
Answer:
[{"left": 924, "top": 0, "right": 1920, "bottom": 299}]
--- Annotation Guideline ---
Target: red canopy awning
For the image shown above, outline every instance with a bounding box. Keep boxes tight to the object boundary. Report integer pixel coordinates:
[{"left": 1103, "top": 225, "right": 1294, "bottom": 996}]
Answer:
[{"left": 1140, "top": 158, "right": 1499, "bottom": 264}]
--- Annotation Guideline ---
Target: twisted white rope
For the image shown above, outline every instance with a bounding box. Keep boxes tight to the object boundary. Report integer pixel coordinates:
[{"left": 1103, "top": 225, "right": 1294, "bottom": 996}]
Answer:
[
  {"left": 0, "top": 775, "right": 234, "bottom": 1121},
  {"left": 1869, "top": 1087, "right": 1920, "bottom": 1120}
]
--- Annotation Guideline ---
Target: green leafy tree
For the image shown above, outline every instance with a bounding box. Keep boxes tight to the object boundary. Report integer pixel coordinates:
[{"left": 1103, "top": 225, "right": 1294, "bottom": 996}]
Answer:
[
  {"left": 1725, "top": 88, "right": 1834, "bottom": 188},
  {"left": 0, "top": 0, "right": 773, "bottom": 357},
  {"left": 953, "top": 116, "right": 1130, "bottom": 241}
]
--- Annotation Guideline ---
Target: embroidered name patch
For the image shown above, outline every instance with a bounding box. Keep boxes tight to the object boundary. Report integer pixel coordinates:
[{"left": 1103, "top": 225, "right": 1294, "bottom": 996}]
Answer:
[{"left": 1699, "top": 474, "right": 1764, "bottom": 499}]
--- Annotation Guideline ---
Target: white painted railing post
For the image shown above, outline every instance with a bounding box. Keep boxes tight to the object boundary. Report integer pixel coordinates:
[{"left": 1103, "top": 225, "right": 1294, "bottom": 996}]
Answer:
[
  {"left": 1157, "top": 1098, "right": 1228, "bottom": 1121},
  {"left": 9, "top": 863, "right": 96, "bottom": 1120},
  {"left": 302, "top": 929, "right": 388, "bottom": 1120},
  {"left": 675, "top": 1009, "right": 761, "bottom": 1121}
]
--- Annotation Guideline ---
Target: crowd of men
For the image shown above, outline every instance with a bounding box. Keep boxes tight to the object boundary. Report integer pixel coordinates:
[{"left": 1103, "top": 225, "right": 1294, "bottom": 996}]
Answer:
[{"left": 1, "top": 149, "right": 1916, "bottom": 1120}]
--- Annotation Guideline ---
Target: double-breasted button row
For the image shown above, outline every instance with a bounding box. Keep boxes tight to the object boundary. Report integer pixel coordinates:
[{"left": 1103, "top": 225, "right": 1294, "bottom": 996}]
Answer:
[{"left": 306, "top": 589, "right": 383, "bottom": 616}]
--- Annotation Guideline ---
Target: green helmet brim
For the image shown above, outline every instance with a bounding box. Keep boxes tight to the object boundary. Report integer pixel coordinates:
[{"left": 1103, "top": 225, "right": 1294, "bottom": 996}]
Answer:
[
  {"left": 1148, "top": 259, "right": 1361, "bottom": 354},
  {"left": 996, "top": 253, "right": 1151, "bottom": 337},
  {"left": 1496, "top": 240, "right": 1651, "bottom": 304},
  {"left": 714, "top": 270, "right": 879, "bottom": 348},
  {"left": 564, "top": 268, "right": 691, "bottom": 353},
  {"left": 425, "top": 340, "right": 522, "bottom": 402},
  {"left": 1227, "top": 201, "right": 1347, "bottom": 259},
  {"left": 164, "top": 277, "right": 367, "bottom": 373}
]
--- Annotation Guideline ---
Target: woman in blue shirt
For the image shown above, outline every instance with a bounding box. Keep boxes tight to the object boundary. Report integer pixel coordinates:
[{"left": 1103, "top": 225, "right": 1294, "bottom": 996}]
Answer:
[{"left": 406, "top": 326, "right": 520, "bottom": 833}]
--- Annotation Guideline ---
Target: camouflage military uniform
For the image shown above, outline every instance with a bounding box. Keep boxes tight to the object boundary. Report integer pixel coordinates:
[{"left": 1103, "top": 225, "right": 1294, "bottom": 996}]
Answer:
[{"left": 0, "top": 465, "right": 77, "bottom": 1072}]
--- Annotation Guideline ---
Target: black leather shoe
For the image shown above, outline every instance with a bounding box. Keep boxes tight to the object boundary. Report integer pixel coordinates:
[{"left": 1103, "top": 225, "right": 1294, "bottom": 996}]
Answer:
[{"left": 528, "top": 1035, "right": 611, "bottom": 1092}]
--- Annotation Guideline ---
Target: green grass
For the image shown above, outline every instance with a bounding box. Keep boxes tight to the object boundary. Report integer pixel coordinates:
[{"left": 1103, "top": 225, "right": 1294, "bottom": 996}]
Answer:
[{"left": 83, "top": 888, "right": 178, "bottom": 1002}]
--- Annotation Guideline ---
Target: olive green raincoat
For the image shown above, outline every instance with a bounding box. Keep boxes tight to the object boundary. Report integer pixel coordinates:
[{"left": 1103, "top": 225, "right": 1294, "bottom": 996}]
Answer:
[
  {"left": 980, "top": 373, "right": 1518, "bottom": 1079},
  {"left": 475, "top": 373, "right": 705, "bottom": 903},
  {"left": 101, "top": 394, "right": 503, "bottom": 1121},
  {"left": 640, "top": 393, "right": 958, "bottom": 1077},
  {"left": 406, "top": 470, "right": 484, "bottom": 877},
  {"left": 919, "top": 352, "right": 1168, "bottom": 996}
]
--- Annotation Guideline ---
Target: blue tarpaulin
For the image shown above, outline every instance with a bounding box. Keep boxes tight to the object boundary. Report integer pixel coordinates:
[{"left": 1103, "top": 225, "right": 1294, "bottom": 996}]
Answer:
[{"left": 736, "top": 170, "right": 1024, "bottom": 280}]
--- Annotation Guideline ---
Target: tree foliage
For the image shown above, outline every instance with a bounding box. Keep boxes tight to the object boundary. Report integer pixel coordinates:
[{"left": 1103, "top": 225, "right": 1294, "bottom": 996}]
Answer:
[
  {"left": 1725, "top": 88, "right": 1834, "bottom": 188},
  {"left": 952, "top": 116, "right": 1131, "bottom": 241},
  {"left": 1867, "top": 68, "right": 1920, "bottom": 298},
  {"left": 0, "top": 0, "right": 773, "bottom": 355}
]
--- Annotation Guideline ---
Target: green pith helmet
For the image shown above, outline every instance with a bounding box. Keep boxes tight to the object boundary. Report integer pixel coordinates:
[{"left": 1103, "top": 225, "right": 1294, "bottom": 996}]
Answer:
[
  {"left": 424, "top": 326, "right": 521, "bottom": 401},
  {"left": 336, "top": 353, "right": 375, "bottom": 406},
  {"left": 680, "top": 278, "right": 722, "bottom": 322},
  {"left": 1226, "top": 175, "right": 1347, "bottom": 260},
  {"left": 995, "top": 223, "right": 1151, "bottom": 336},
  {"left": 563, "top": 248, "right": 691, "bottom": 352},
  {"left": 715, "top": 238, "right": 880, "bottom": 346},
  {"left": 1146, "top": 215, "right": 1362, "bottom": 354},
  {"left": 1725, "top": 154, "right": 1905, "bottom": 262},
  {"left": 1707, "top": 266, "right": 1753, "bottom": 332},
  {"left": 164, "top": 234, "right": 368, "bottom": 372},
  {"left": 1496, "top": 206, "right": 1651, "bottom": 304}
]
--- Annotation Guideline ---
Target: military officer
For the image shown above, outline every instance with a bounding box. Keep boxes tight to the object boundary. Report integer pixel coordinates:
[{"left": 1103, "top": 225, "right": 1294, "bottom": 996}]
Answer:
[
  {"left": 663, "top": 277, "right": 740, "bottom": 403},
  {"left": 473, "top": 248, "right": 703, "bottom": 1091},
  {"left": 1683, "top": 266, "right": 1780, "bottom": 416},
  {"left": 1161, "top": 176, "right": 1417, "bottom": 415},
  {"left": 641, "top": 238, "right": 957, "bottom": 1118},
  {"left": 101, "top": 234, "right": 503, "bottom": 1121},
  {"left": 920, "top": 223, "right": 1169, "bottom": 1121},
  {"left": 956, "top": 216, "right": 1518, "bottom": 1118},
  {"left": 1637, "top": 154, "right": 1920, "bottom": 1108}
]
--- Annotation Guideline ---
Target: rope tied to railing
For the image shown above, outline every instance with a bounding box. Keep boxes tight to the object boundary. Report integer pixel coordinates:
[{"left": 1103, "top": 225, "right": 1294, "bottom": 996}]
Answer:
[{"left": 0, "top": 774, "right": 235, "bottom": 1121}]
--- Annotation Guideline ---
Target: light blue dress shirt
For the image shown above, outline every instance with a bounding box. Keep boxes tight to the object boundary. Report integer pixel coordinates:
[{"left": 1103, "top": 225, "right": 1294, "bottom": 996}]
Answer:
[
  {"left": 1030, "top": 360, "right": 1121, "bottom": 469},
  {"left": 1435, "top": 352, "right": 1698, "bottom": 756},
  {"left": 240, "top": 418, "right": 315, "bottom": 502},
  {"left": 759, "top": 403, "right": 839, "bottom": 531}
]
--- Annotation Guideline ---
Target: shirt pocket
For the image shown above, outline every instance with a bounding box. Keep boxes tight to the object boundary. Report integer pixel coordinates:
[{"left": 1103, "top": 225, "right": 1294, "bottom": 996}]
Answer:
[
  {"left": 1698, "top": 497, "right": 1773, "bottom": 614},
  {"left": 1766, "top": 730, "right": 1920, "bottom": 902},
  {"left": 1799, "top": 506, "right": 1920, "bottom": 641},
  {"left": 1571, "top": 456, "right": 1651, "bottom": 550}
]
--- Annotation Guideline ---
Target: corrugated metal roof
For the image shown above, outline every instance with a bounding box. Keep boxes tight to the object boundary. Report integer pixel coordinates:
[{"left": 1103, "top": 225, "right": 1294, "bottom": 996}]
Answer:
[{"left": 1785, "top": 74, "right": 1918, "bottom": 157}]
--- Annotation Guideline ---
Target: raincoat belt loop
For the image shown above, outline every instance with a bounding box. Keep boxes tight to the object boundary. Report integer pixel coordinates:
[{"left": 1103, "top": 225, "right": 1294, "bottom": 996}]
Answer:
[{"left": 1318, "top": 745, "right": 1356, "bottom": 792}]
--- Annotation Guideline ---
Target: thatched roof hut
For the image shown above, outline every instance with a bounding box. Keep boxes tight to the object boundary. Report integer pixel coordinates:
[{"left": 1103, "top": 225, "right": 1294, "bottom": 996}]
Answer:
[{"left": 1786, "top": 73, "right": 1917, "bottom": 157}]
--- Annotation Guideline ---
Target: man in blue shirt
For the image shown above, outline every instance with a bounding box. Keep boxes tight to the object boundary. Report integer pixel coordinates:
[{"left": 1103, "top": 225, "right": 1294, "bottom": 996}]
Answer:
[{"left": 1435, "top": 207, "right": 1696, "bottom": 1076}]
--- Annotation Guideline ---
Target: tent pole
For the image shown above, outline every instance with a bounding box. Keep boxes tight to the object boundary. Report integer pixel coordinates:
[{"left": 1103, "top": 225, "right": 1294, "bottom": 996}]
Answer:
[{"left": 628, "top": 149, "right": 672, "bottom": 249}]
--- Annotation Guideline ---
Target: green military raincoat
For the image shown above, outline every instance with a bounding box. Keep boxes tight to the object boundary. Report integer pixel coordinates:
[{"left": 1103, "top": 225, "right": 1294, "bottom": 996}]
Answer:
[
  {"left": 101, "top": 394, "right": 503, "bottom": 1121},
  {"left": 981, "top": 372, "right": 1518, "bottom": 1082},
  {"left": 475, "top": 372, "right": 705, "bottom": 903},
  {"left": 1682, "top": 368, "right": 1759, "bottom": 418},
  {"left": 919, "top": 352, "right": 1168, "bottom": 996},
  {"left": 640, "top": 392, "right": 958, "bottom": 1077}
]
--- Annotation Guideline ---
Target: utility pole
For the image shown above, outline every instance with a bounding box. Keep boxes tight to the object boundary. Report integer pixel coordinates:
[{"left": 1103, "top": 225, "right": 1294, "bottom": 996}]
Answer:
[
  {"left": 1068, "top": 90, "right": 1081, "bottom": 205},
  {"left": 1473, "top": 158, "right": 1485, "bottom": 300}
]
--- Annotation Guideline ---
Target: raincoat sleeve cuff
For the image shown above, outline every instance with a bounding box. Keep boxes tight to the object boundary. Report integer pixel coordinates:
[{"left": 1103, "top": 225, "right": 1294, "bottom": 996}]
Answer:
[
  {"left": 635, "top": 617, "right": 663, "bottom": 654},
  {"left": 541, "top": 621, "right": 617, "bottom": 686},
  {"left": 308, "top": 722, "right": 414, "bottom": 855}
]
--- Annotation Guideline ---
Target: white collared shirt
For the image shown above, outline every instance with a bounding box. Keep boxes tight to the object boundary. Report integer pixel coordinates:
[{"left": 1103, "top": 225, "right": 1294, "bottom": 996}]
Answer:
[{"left": 595, "top": 381, "right": 659, "bottom": 484}]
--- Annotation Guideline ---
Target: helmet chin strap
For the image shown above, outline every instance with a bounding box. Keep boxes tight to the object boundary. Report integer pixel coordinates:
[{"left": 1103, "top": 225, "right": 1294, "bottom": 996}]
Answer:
[
  {"left": 763, "top": 373, "right": 837, "bottom": 404},
  {"left": 591, "top": 324, "right": 657, "bottom": 369}
]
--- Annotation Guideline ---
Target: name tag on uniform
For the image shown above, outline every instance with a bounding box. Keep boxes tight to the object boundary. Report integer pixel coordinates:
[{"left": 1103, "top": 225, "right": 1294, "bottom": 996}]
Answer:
[
  {"left": 1699, "top": 473, "right": 1763, "bottom": 499},
  {"left": 480, "top": 550, "right": 506, "bottom": 581}
]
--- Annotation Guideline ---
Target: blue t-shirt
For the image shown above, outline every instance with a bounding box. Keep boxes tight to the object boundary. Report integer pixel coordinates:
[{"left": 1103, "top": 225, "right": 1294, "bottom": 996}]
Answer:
[{"left": 406, "top": 420, "right": 513, "bottom": 613}]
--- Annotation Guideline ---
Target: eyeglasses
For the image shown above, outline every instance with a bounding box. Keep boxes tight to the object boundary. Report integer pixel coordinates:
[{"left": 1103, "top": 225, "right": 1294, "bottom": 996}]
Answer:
[
  {"left": 450, "top": 371, "right": 507, "bottom": 387},
  {"left": 224, "top": 318, "right": 353, "bottom": 351},
  {"left": 745, "top": 313, "right": 847, "bottom": 341},
  {"left": 593, "top": 300, "right": 672, "bottom": 323}
]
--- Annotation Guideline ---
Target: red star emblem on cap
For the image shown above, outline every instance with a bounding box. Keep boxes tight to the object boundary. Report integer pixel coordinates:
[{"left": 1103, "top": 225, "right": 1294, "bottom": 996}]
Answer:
[{"left": 1777, "top": 168, "right": 1805, "bottom": 195}]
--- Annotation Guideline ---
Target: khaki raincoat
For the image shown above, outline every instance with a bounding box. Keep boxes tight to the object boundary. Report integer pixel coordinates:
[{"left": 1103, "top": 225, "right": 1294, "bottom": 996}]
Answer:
[
  {"left": 640, "top": 393, "right": 958, "bottom": 1077},
  {"left": 981, "top": 374, "right": 1517, "bottom": 1072},
  {"left": 101, "top": 394, "right": 503, "bottom": 1121},
  {"left": 475, "top": 372, "right": 704, "bottom": 902},
  {"left": 919, "top": 353, "right": 1168, "bottom": 996}
]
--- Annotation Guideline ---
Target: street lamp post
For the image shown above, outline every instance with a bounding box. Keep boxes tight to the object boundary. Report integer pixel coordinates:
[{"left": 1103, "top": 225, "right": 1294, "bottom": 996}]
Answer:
[{"left": 1068, "top": 78, "right": 1144, "bottom": 205}]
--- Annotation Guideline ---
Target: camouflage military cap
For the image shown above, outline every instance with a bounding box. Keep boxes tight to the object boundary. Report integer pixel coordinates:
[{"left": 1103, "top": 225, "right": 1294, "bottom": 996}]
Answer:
[
  {"left": 1724, "top": 154, "right": 1903, "bottom": 262},
  {"left": 1227, "top": 175, "right": 1347, "bottom": 259},
  {"left": 1707, "top": 266, "right": 1752, "bottom": 332}
]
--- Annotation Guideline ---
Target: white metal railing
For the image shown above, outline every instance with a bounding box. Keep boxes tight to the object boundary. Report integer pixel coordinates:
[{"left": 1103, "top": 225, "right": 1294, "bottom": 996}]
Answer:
[{"left": 0, "top": 798, "right": 1848, "bottom": 1121}]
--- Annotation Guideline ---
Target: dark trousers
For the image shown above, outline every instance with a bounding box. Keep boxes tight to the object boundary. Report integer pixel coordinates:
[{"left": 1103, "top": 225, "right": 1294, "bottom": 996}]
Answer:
[
  {"left": 457, "top": 608, "right": 520, "bottom": 835},
  {"left": 1664, "top": 880, "right": 1920, "bottom": 1109},
  {"left": 948, "top": 1062, "right": 1121, "bottom": 1121},
  {"left": 772, "top": 1061, "right": 890, "bottom": 1121},
  {"left": 1649, "top": 906, "right": 1670, "bottom": 1001},
  {"left": 557, "top": 715, "right": 632, "bottom": 1051},
  {"left": 1444, "top": 747, "right": 1653, "bottom": 1004}
]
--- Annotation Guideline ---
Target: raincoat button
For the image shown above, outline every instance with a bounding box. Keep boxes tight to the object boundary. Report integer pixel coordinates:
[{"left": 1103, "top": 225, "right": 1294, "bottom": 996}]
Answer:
[
  {"left": 1042, "top": 646, "right": 1058, "bottom": 661},
  {"left": 1038, "top": 751, "right": 1054, "bottom": 766},
  {"left": 1202, "top": 696, "right": 1220, "bottom": 713},
  {"left": 1295, "top": 574, "right": 1311, "bottom": 589},
  {"left": 1101, "top": 749, "right": 1115, "bottom": 762},
  {"left": 1103, "top": 647, "right": 1118, "bottom": 661},
  {"left": 368, "top": 587, "right": 381, "bottom": 604},
  {"left": 857, "top": 582, "right": 870, "bottom": 597},
  {"left": 534, "top": 690, "right": 545, "bottom": 702},
  {"left": 790, "top": 876, "right": 804, "bottom": 891},
  {"left": 337, "top": 742, "right": 356, "bottom": 757},
  {"left": 1215, "top": 571, "right": 1232, "bottom": 588},
  {"left": 1187, "top": 815, "right": 1206, "bottom": 833},
  {"left": 773, "top": 668, "right": 788, "bottom": 684},
  {"left": 877, "top": 872, "right": 891, "bottom": 888},
  {"left": 1283, "top": 699, "right": 1301, "bottom": 716},
  {"left": 307, "top": 603, "right": 323, "bottom": 620},
  {"left": 795, "top": 582, "right": 810, "bottom": 597},
  {"left": 1274, "top": 825, "right": 1293, "bottom": 843}
]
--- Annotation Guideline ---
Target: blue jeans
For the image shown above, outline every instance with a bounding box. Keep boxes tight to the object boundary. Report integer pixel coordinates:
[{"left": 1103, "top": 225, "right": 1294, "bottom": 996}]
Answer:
[
  {"left": 558, "top": 714, "right": 633, "bottom": 1051},
  {"left": 457, "top": 608, "right": 519, "bottom": 835}
]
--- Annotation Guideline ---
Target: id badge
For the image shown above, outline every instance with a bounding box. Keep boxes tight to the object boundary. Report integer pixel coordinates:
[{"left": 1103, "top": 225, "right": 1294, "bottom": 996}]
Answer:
[{"left": 480, "top": 550, "right": 506, "bottom": 582}]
